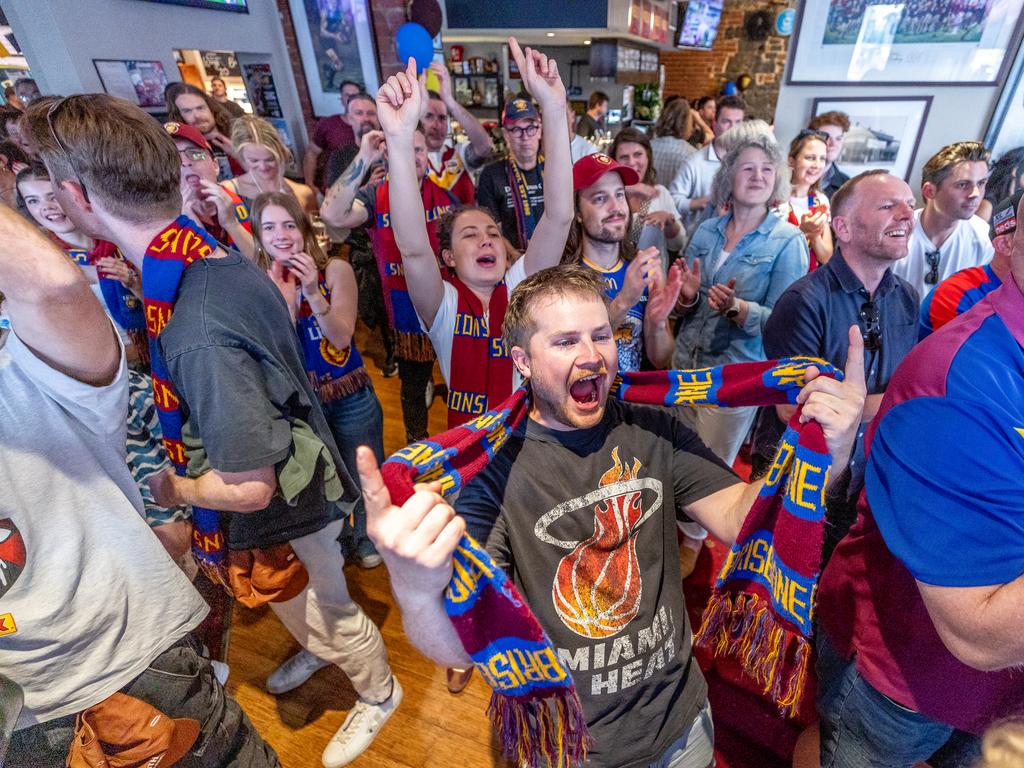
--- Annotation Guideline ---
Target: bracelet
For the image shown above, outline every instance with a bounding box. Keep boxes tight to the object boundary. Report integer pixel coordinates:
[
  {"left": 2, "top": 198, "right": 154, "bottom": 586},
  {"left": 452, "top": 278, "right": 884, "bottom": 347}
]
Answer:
[{"left": 677, "top": 292, "right": 699, "bottom": 309}]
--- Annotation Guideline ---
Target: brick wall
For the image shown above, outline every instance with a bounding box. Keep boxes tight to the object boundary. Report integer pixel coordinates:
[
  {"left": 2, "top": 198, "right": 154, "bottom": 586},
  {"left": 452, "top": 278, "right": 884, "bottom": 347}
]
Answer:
[{"left": 662, "top": 1, "right": 793, "bottom": 121}]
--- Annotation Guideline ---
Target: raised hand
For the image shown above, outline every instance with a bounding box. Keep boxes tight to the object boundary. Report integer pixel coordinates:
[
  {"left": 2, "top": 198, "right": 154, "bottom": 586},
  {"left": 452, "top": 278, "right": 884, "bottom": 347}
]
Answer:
[
  {"left": 358, "top": 446, "right": 465, "bottom": 600},
  {"left": 675, "top": 257, "right": 702, "bottom": 307},
  {"left": 799, "top": 209, "right": 828, "bottom": 237},
  {"left": 646, "top": 261, "right": 684, "bottom": 326},
  {"left": 94, "top": 256, "right": 141, "bottom": 298},
  {"left": 796, "top": 325, "right": 867, "bottom": 472},
  {"left": 428, "top": 61, "right": 453, "bottom": 102},
  {"left": 642, "top": 210, "right": 675, "bottom": 230},
  {"left": 376, "top": 58, "right": 427, "bottom": 138},
  {"left": 625, "top": 183, "right": 658, "bottom": 203},
  {"left": 358, "top": 129, "right": 387, "bottom": 164},
  {"left": 508, "top": 37, "right": 566, "bottom": 110},
  {"left": 620, "top": 246, "right": 661, "bottom": 308},
  {"left": 287, "top": 251, "right": 320, "bottom": 295},
  {"left": 198, "top": 179, "right": 234, "bottom": 227},
  {"left": 707, "top": 277, "right": 737, "bottom": 314}
]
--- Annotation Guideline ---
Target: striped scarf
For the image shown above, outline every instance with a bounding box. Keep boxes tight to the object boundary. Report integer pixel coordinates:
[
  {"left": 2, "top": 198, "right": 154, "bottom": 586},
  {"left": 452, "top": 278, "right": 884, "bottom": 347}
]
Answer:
[
  {"left": 141, "top": 216, "right": 227, "bottom": 584},
  {"left": 381, "top": 357, "right": 840, "bottom": 767}
]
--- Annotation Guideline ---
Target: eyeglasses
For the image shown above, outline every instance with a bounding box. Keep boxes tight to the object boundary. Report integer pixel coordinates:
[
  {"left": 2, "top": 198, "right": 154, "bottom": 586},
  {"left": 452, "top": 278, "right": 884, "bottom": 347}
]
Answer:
[
  {"left": 924, "top": 250, "right": 941, "bottom": 285},
  {"left": 859, "top": 299, "right": 881, "bottom": 353},
  {"left": 178, "top": 147, "right": 210, "bottom": 162},
  {"left": 45, "top": 96, "right": 90, "bottom": 204},
  {"left": 505, "top": 123, "right": 540, "bottom": 138}
]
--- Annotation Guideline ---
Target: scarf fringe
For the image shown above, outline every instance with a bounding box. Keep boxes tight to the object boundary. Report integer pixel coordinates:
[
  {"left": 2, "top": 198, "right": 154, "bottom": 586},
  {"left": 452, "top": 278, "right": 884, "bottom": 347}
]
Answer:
[
  {"left": 488, "top": 688, "right": 591, "bottom": 768},
  {"left": 312, "top": 368, "right": 371, "bottom": 403},
  {"left": 693, "top": 592, "right": 812, "bottom": 718},
  {"left": 394, "top": 331, "right": 436, "bottom": 362}
]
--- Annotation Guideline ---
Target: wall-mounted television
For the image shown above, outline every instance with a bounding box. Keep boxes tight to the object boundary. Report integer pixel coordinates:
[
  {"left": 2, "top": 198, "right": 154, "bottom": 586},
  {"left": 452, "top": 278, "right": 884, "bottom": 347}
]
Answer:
[
  {"left": 135, "top": 0, "right": 249, "bottom": 13},
  {"left": 676, "top": 0, "right": 723, "bottom": 50}
]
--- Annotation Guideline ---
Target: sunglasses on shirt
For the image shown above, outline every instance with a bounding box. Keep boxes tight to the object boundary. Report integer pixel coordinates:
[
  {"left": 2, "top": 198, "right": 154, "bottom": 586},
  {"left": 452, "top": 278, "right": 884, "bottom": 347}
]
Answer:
[
  {"left": 859, "top": 300, "right": 882, "bottom": 353},
  {"left": 924, "top": 250, "right": 941, "bottom": 285}
]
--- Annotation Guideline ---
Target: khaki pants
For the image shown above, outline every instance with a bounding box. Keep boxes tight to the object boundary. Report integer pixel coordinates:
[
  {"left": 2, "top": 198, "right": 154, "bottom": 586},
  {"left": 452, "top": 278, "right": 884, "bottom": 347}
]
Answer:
[{"left": 269, "top": 519, "right": 394, "bottom": 704}]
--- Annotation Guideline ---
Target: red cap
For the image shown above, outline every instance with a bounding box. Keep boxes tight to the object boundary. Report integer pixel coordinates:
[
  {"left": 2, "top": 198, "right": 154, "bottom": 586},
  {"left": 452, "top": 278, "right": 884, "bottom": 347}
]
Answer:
[
  {"left": 572, "top": 153, "right": 639, "bottom": 192},
  {"left": 163, "top": 121, "right": 212, "bottom": 153}
]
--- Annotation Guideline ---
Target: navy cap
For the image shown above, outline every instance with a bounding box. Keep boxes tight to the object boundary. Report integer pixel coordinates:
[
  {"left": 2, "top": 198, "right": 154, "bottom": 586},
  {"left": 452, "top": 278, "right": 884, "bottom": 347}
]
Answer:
[{"left": 502, "top": 95, "right": 539, "bottom": 125}]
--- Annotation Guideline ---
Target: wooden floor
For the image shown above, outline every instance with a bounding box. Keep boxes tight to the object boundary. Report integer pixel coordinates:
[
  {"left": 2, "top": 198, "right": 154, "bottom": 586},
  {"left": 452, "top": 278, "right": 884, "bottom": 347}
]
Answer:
[{"left": 226, "top": 323, "right": 513, "bottom": 768}]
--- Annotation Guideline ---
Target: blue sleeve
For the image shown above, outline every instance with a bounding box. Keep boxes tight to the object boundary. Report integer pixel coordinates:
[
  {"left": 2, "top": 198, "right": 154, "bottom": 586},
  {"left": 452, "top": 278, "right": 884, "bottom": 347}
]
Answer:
[
  {"left": 866, "top": 396, "right": 1024, "bottom": 587},
  {"left": 919, "top": 286, "right": 936, "bottom": 340},
  {"left": 741, "top": 234, "right": 810, "bottom": 335}
]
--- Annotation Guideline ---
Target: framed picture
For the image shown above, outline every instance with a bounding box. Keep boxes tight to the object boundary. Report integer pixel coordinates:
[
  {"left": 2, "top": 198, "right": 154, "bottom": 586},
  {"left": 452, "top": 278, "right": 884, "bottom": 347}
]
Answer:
[
  {"left": 811, "top": 96, "right": 932, "bottom": 181},
  {"left": 286, "top": 0, "right": 380, "bottom": 117},
  {"left": 93, "top": 59, "right": 169, "bottom": 110},
  {"left": 985, "top": 38, "right": 1024, "bottom": 160},
  {"left": 788, "top": 0, "right": 1024, "bottom": 85}
]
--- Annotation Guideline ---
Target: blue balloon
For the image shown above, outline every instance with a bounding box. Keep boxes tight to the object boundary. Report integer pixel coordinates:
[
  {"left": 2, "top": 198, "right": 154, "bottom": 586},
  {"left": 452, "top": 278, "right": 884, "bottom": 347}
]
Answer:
[
  {"left": 722, "top": 81, "right": 738, "bottom": 96},
  {"left": 396, "top": 22, "right": 434, "bottom": 74}
]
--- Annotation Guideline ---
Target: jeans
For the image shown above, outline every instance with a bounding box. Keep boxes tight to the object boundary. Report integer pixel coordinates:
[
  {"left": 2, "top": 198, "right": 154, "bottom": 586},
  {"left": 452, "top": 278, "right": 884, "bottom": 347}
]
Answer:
[
  {"left": 653, "top": 700, "right": 715, "bottom": 768},
  {"left": 322, "top": 385, "right": 384, "bottom": 559},
  {"left": 7, "top": 635, "right": 279, "bottom": 767},
  {"left": 816, "top": 633, "right": 981, "bottom": 768},
  {"left": 397, "top": 357, "right": 434, "bottom": 443}
]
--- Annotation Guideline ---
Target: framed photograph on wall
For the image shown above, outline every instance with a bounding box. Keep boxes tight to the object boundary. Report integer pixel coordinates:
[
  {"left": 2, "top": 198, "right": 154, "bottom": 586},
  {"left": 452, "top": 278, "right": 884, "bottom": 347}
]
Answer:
[
  {"left": 811, "top": 96, "right": 932, "bottom": 181},
  {"left": 985, "top": 38, "right": 1024, "bottom": 161},
  {"left": 93, "top": 59, "right": 169, "bottom": 110},
  {"left": 286, "top": 0, "right": 380, "bottom": 117},
  {"left": 788, "top": 0, "right": 1024, "bottom": 85}
]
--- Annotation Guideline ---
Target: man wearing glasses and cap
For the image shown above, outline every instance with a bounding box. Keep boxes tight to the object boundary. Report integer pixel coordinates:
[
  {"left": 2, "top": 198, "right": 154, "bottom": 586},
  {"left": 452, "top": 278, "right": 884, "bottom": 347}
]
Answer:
[
  {"left": 475, "top": 95, "right": 546, "bottom": 250},
  {"left": 893, "top": 141, "right": 993, "bottom": 304},
  {"left": 750, "top": 169, "right": 919, "bottom": 558}
]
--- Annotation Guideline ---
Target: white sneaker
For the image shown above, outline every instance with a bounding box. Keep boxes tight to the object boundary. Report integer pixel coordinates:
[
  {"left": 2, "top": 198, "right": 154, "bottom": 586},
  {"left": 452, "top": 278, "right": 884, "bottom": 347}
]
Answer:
[
  {"left": 357, "top": 552, "right": 383, "bottom": 569},
  {"left": 321, "top": 677, "right": 403, "bottom": 768},
  {"left": 266, "top": 649, "right": 331, "bottom": 695}
]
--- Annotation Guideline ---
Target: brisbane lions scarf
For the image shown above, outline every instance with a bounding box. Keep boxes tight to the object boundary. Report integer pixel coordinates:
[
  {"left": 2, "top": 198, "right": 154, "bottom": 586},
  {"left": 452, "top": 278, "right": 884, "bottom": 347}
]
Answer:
[
  {"left": 445, "top": 276, "right": 513, "bottom": 429},
  {"left": 381, "top": 357, "right": 840, "bottom": 767},
  {"left": 141, "top": 216, "right": 228, "bottom": 584},
  {"left": 372, "top": 178, "right": 454, "bottom": 361}
]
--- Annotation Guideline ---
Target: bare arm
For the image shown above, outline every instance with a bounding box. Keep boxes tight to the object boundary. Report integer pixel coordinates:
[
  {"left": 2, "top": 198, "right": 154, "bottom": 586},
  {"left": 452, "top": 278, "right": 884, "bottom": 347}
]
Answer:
[
  {"left": 918, "top": 577, "right": 1024, "bottom": 671},
  {"left": 320, "top": 132, "right": 382, "bottom": 229},
  {"left": 0, "top": 204, "right": 119, "bottom": 385},
  {"left": 303, "top": 142, "right": 323, "bottom": 188},
  {"left": 358, "top": 447, "right": 472, "bottom": 668},
  {"left": 643, "top": 261, "right": 683, "bottom": 368},
  {"left": 377, "top": 61, "right": 446, "bottom": 328},
  {"left": 513, "top": 40, "right": 573, "bottom": 275},
  {"left": 314, "top": 258, "right": 358, "bottom": 350},
  {"left": 151, "top": 465, "right": 277, "bottom": 513}
]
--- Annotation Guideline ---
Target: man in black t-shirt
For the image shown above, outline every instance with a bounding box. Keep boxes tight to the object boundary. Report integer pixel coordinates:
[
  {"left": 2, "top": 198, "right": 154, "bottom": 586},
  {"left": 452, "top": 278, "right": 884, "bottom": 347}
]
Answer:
[
  {"left": 476, "top": 96, "right": 545, "bottom": 251},
  {"left": 357, "top": 265, "right": 866, "bottom": 767},
  {"left": 26, "top": 94, "right": 401, "bottom": 768}
]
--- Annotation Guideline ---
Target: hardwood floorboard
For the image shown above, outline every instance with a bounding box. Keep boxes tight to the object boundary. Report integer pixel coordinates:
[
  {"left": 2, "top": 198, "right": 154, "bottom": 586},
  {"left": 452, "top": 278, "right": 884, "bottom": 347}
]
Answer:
[{"left": 227, "top": 322, "right": 512, "bottom": 767}]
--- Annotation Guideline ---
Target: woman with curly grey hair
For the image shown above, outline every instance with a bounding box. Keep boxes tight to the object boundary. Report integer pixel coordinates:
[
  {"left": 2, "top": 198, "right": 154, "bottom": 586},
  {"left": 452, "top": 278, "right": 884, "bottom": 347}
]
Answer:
[{"left": 672, "top": 131, "right": 809, "bottom": 468}]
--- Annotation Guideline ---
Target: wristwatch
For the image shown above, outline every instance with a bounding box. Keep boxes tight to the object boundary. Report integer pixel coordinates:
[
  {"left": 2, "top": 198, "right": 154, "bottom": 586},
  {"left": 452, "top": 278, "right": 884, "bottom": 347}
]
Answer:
[{"left": 725, "top": 300, "right": 741, "bottom": 319}]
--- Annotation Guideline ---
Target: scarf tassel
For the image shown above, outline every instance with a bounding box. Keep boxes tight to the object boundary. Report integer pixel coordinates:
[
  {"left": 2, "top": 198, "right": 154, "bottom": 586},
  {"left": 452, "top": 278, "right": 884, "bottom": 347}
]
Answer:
[
  {"left": 488, "top": 688, "right": 591, "bottom": 768},
  {"left": 393, "top": 331, "right": 436, "bottom": 363},
  {"left": 694, "top": 592, "right": 812, "bottom": 718}
]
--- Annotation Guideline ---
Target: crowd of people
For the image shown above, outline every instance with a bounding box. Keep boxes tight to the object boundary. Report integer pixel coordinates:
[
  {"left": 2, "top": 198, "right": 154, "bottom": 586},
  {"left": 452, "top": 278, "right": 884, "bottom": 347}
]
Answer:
[{"left": 1, "top": 29, "right": 1022, "bottom": 768}]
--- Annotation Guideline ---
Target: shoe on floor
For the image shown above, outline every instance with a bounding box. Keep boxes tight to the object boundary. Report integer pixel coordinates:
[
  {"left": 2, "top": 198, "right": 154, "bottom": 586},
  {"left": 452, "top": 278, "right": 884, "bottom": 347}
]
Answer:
[
  {"left": 322, "top": 677, "right": 403, "bottom": 768},
  {"left": 266, "top": 649, "right": 331, "bottom": 695},
  {"left": 425, "top": 379, "right": 435, "bottom": 409},
  {"left": 445, "top": 667, "right": 473, "bottom": 694}
]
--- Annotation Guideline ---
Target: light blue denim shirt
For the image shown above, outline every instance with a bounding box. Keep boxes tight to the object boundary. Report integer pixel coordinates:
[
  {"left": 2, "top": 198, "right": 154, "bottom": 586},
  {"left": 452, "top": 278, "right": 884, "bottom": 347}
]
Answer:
[{"left": 673, "top": 210, "right": 809, "bottom": 368}]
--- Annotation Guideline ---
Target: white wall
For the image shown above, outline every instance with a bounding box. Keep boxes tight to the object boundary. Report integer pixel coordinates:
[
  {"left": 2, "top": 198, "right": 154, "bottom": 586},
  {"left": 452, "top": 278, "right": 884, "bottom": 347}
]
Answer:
[
  {"left": 2, "top": 0, "right": 309, "bottom": 150},
  {"left": 774, "top": 80, "right": 1002, "bottom": 201}
]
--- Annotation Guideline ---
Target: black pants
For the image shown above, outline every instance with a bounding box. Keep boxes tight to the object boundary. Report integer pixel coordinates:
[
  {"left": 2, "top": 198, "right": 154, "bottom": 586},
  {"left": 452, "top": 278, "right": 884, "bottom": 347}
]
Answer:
[
  {"left": 397, "top": 357, "right": 434, "bottom": 443},
  {"left": 7, "top": 635, "right": 279, "bottom": 768}
]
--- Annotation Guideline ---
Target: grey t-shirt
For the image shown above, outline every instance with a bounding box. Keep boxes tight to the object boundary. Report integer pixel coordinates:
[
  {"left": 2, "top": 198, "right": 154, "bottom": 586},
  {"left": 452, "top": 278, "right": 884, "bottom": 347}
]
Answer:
[
  {"left": 456, "top": 400, "right": 738, "bottom": 768},
  {"left": 159, "top": 250, "right": 357, "bottom": 549}
]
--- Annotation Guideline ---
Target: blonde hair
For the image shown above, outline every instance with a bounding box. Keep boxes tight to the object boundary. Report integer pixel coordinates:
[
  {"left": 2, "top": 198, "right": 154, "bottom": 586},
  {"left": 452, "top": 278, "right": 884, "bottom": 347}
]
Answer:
[
  {"left": 231, "top": 115, "right": 293, "bottom": 169},
  {"left": 250, "top": 191, "right": 327, "bottom": 271},
  {"left": 976, "top": 721, "right": 1024, "bottom": 768},
  {"left": 503, "top": 264, "right": 609, "bottom": 350}
]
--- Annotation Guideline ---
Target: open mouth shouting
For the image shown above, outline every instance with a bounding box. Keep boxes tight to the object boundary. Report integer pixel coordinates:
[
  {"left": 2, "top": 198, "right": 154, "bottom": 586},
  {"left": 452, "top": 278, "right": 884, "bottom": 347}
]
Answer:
[{"left": 568, "top": 369, "right": 607, "bottom": 408}]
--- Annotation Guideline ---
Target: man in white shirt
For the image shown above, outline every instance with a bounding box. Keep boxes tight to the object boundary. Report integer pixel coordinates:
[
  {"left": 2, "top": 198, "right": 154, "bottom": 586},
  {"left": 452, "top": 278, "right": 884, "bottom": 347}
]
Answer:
[
  {"left": 423, "top": 62, "right": 495, "bottom": 204},
  {"left": 893, "top": 141, "right": 993, "bottom": 303},
  {"left": 0, "top": 206, "right": 278, "bottom": 766},
  {"left": 669, "top": 94, "right": 746, "bottom": 233},
  {"left": 567, "top": 98, "right": 599, "bottom": 164}
]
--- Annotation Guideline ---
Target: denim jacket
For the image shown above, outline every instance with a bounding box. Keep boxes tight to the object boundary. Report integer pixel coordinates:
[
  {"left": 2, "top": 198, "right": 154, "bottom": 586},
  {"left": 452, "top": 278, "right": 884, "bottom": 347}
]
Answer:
[{"left": 673, "top": 210, "right": 809, "bottom": 368}]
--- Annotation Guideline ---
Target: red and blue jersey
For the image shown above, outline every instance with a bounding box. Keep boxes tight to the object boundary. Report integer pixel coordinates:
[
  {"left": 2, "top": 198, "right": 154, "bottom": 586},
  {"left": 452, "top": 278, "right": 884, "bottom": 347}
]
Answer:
[
  {"left": 919, "top": 263, "right": 1002, "bottom": 339},
  {"left": 820, "top": 275, "right": 1024, "bottom": 735}
]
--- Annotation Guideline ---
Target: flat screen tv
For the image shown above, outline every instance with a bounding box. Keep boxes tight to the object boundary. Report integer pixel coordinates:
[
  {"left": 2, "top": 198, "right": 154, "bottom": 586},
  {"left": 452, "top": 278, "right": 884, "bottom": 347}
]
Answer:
[
  {"left": 676, "top": 0, "right": 723, "bottom": 50},
  {"left": 135, "top": 0, "right": 248, "bottom": 13}
]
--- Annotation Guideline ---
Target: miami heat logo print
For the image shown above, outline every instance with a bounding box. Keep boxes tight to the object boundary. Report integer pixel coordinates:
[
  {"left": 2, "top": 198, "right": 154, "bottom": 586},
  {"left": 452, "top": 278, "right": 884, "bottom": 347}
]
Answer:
[
  {"left": 0, "top": 519, "right": 26, "bottom": 599},
  {"left": 535, "top": 448, "right": 662, "bottom": 639}
]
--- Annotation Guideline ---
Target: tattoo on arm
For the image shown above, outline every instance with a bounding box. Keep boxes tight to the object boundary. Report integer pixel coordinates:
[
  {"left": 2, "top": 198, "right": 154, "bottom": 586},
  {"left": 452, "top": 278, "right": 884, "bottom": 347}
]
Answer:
[
  {"left": 324, "top": 157, "right": 366, "bottom": 209},
  {"left": 343, "top": 158, "right": 366, "bottom": 186}
]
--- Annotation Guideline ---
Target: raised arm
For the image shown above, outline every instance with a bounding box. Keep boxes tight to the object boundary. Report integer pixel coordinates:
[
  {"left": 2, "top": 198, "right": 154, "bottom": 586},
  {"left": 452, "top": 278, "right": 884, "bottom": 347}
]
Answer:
[
  {"left": 320, "top": 130, "right": 384, "bottom": 229},
  {"left": 378, "top": 59, "right": 446, "bottom": 328},
  {"left": 512, "top": 38, "right": 573, "bottom": 275},
  {"left": 290, "top": 255, "right": 358, "bottom": 351},
  {"left": 430, "top": 62, "right": 493, "bottom": 167},
  {"left": 0, "top": 204, "right": 119, "bottom": 385}
]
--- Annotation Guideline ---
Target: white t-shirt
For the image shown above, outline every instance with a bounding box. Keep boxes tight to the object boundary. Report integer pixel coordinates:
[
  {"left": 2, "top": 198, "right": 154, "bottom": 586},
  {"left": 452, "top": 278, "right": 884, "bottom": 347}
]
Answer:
[
  {"left": 423, "top": 257, "right": 528, "bottom": 386},
  {"left": 0, "top": 329, "right": 207, "bottom": 728},
  {"left": 893, "top": 210, "right": 994, "bottom": 305}
]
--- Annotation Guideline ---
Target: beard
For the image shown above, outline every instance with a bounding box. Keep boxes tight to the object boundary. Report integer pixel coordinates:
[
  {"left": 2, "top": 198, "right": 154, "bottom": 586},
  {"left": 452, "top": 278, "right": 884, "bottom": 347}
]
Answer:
[
  {"left": 583, "top": 213, "right": 629, "bottom": 246},
  {"left": 528, "top": 367, "right": 609, "bottom": 430}
]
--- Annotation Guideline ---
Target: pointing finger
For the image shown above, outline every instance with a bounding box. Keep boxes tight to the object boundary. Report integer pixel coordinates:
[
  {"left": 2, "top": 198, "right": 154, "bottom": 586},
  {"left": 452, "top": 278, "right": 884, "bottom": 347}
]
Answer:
[{"left": 356, "top": 446, "right": 392, "bottom": 520}]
